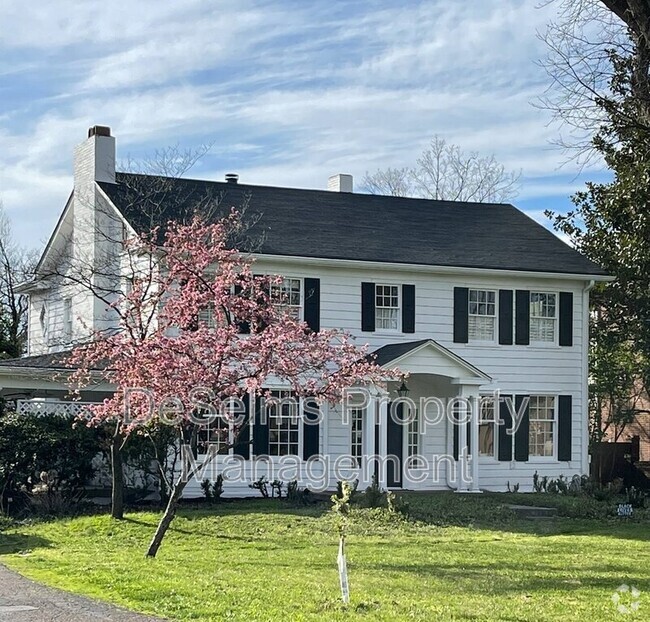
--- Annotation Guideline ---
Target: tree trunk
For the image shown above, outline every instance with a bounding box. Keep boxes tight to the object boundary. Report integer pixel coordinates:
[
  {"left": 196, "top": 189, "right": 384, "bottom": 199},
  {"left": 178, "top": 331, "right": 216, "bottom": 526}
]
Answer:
[
  {"left": 111, "top": 432, "right": 125, "bottom": 520},
  {"left": 145, "top": 476, "right": 188, "bottom": 558}
]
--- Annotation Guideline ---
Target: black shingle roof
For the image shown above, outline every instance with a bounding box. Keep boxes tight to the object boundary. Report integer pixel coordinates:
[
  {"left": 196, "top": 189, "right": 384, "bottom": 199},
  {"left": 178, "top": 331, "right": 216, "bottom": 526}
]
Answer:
[
  {"left": 0, "top": 351, "right": 105, "bottom": 371},
  {"left": 98, "top": 173, "right": 607, "bottom": 276},
  {"left": 0, "top": 351, "right": 76, "bottom": 370},
  {"left": 370, "top": 340, "right": 430, "bottom": 366}
]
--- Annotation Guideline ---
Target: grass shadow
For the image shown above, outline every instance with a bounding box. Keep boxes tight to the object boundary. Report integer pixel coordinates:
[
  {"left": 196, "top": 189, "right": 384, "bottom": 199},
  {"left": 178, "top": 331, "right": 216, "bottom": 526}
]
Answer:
[{"left": 0, "top": 531, "right": 52, "bottom": 556}]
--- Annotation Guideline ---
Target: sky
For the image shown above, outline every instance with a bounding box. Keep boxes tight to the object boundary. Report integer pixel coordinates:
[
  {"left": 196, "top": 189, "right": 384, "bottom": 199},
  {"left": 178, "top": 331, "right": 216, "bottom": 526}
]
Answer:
[{"left": 0, "top": 0, "right": 611, "bottom": 249}]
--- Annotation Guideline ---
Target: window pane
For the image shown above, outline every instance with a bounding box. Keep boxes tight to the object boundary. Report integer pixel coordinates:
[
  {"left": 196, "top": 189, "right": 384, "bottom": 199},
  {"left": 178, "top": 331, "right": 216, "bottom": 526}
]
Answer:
[
  {"left": 468, "top": 290, "right": 496, "bottom": 340},
  {"left": 375, "top": 285, "right": 400, "bottom": 330},
  {"left": 479, "top": 424, "right": 494, "bottom": 456},
  {"left": 268, "top": 390, "right": 300, "bottom": 456},
  {"left": 271, "top": 278, "right": 302, "bottom": 319},
  {"left": 350, "top": 408, "right": 364, "bottom": 467},
  {"left": 529, "top": 396, "right": 555, "bottom": 456}
]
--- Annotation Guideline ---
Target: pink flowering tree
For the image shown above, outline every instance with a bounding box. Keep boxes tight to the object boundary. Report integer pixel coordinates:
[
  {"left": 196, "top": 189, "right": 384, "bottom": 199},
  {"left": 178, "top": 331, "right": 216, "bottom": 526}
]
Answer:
[{"left": 68, "top": 211, "right": 392, "bottom": 558}]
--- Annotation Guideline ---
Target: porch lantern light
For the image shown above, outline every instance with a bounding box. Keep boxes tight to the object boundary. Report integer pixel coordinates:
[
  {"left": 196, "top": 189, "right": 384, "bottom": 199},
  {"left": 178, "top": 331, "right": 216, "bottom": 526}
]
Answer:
[{"left": 397, "top": 380, "right": 410, "bottom": 398}]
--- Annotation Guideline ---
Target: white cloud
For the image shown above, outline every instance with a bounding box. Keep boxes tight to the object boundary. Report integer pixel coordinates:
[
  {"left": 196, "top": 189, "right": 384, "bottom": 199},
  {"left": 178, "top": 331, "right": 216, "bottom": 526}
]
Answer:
[{"left": 0, "top": 0, "right": 609, "bottom": 248}]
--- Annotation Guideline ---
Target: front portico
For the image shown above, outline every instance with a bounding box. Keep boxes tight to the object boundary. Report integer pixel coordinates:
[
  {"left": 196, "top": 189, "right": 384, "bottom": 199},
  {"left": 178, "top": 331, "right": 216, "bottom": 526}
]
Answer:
[{"left": 368, "top": 339, "right": 492, "bottom": 492}]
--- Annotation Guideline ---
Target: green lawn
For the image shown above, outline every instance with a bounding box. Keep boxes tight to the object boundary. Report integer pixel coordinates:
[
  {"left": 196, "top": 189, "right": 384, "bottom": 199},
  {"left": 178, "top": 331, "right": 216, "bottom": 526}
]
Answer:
[{"left": 0, "top": 494, "right": 648, "bottom": 621}]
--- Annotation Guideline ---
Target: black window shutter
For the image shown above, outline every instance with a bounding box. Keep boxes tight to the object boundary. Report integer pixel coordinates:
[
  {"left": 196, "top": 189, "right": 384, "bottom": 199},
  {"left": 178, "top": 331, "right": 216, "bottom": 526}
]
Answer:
[
  {"left": 361, "top": 282, "right": 376, "bottom": 332},
  {"left": 498, "top": 290, "right": 513, "bottom": 345},
  {"left": 303, "top": 398, "right": 320, "bottom": 460},
  {"left": 452, "top": 419, "right": 470, "bottom": 459},
  {"left": 402, "top": 284, "right": 415, "bottom": 333},
  {"left": 558, "top": 395, "right": 573, "bottom": 461},
  {"left": 453, "top": 287, "right": 469, "bottom": 343},
  {"left": 233, "top": 284, "right": 251, "bottom": 334},
  {"left": 498, "top": 394, "right": 513, "bottom": 461},
  {"left": 514, "top": 395, "right": 529, "bottom": 462},
  {"left": 233, "top": 393, "right": 251, "bottom": 459},
  {"left": 252, "top": 397, "right": 269, "bottom": 456},
  {"left": 515, "top": 290, "right": 530, "bottom": 345},
  {"left": 559, "top": 292, "right": 573, "bottom": 347},
  {"left": 303, "top": 278, "right": 321, "bottom": 332}
]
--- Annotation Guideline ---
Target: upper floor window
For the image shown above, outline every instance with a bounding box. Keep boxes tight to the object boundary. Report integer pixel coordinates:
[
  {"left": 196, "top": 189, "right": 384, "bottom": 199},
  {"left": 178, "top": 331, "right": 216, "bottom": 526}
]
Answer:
[
  {"left": 468, "top": 289, "right": 496, "bottom": 341},
  {"left": 270, "top": 278, "right": 302, "bottom": 320},
  {"left": 529, "top": 395, "right": 555, "bottom": 457},
  {"left": 375, "top": 284, "right": 399, "bottom": 331},
  {"left": 478, "top": 397, "right": 496, "bottom": 457},
  {"left": 530, "top": 293, "right": 557, "bottom": 343},
  {"left": 268, "top": 390, "right": 300, "bottom": 456},
  {"left": 63, "top": 298, "right": 73, "bottom": 340}
]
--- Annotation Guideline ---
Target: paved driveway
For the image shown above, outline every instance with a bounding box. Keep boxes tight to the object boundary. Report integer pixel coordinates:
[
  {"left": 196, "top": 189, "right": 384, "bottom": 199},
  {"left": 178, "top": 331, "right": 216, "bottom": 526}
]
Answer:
[{"left": 0, "top": 564, "right": 167, "bottom": 621}]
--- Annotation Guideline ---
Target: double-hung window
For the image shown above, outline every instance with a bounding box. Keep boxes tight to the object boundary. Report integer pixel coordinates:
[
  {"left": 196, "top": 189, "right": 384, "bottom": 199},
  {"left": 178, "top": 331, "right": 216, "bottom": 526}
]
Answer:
[
  {"left": 270, "top": 278, "right": 302, "bottom": 320},
  {"left": 375, "top": 284, "right": 399, "bottom": 330},
  {"left": 529, "top": 395, "right": 556, "bottom": 457},
  {"left": 350, "top": 408, "right": 364, "bottom": 467},
  {"left": 268, "top": 390, "right": 300, "bottom": 456},
  {"left": 530, "top": 293, "right": 557, "bottom": 343},
  {"left": 468, "top": 289, "right": 496, "bottom": 341},
  {"left": 478, "top": 397, "right": 496, "bottom": 457}
]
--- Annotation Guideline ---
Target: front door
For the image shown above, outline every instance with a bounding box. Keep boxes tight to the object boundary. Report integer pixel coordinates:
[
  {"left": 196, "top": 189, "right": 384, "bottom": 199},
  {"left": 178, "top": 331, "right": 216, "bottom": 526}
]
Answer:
[{"left": 386, "top": 401, "right": 403, "bottom": 487}]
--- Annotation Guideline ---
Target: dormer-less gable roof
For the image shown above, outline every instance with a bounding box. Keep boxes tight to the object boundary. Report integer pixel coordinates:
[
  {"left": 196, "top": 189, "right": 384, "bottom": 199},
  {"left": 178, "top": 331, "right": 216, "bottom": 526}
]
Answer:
[{"left": 98, "top": 172, "right": 608, "bottom": 277}]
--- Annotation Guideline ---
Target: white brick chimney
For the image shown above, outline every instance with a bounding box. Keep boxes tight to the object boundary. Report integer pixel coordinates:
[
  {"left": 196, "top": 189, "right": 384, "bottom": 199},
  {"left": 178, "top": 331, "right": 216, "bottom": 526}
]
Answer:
[
  {"left": 71, "top": 126, "right": 119, "bottom": 338},
  {"left": 73, "top": 125, "right": 116, "bottom": 187},
  {"left": 328, "top": 173, "right": 353, "bottom": 193}
]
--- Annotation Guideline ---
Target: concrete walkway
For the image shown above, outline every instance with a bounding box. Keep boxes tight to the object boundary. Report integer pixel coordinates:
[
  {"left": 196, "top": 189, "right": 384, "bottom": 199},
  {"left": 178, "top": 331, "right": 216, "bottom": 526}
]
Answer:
[{"left": 0, "top": 564, "right": 167, "bottom": 621}]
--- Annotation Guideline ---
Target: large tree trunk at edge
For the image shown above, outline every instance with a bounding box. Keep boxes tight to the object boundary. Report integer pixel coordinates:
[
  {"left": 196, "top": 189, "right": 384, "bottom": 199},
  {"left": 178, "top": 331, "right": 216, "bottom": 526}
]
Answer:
[
  {"left": 110, "top": 431, "right": 125, "bottom": 520},
  {"left": 146, "top": 476, "right": 188, "bottom": 558}
]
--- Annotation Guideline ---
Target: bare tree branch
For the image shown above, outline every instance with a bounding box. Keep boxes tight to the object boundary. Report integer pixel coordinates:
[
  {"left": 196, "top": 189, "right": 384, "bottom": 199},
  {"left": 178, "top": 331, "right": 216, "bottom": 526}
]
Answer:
[{"left": 363, "top": 136, "right": 521, "bottom": 203}]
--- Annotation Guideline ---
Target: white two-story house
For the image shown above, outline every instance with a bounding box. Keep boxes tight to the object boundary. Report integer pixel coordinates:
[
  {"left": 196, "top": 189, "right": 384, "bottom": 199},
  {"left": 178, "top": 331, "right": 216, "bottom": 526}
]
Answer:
[{"left": 0, "top": 126, "right": 609, "bottom": 496}]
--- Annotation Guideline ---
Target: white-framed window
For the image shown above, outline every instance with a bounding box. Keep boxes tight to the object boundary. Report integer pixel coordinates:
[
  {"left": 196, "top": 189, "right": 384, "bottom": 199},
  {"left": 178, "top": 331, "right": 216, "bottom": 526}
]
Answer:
[
  {"left": 375, "top": 284, "right": 400, "bottom": 330},
  {"left": 63, "top": 298, "right": 73, "bottom": 340},
  {"left": 529, "top": 395, "right": 556, "bottom": 457},
  {"left": 270, "top": 278, "right": 302, "bottom": 320},
  {"left": 268, "top": 390, "right": 300, "bottom": 456},
  {"left": 478, "top": 397, "right": 496, "bottom": 457},
  {"left": 468, "top": 289, "right": 496, "bottom": 341},
  {"left": 530, "top": 292, "right": 557, "bottom": 343},
  {"left": 406, "top": 406, "right": 422, "bottom": 467},
  {"left": 196, "top": 396, "right": 242, "bottom": 455},
  {"left": 350, "top": 407, "right": 364, "bottom": 467},
  {"left": 198, "top": 303, "right": 216, "bottom": 329}
]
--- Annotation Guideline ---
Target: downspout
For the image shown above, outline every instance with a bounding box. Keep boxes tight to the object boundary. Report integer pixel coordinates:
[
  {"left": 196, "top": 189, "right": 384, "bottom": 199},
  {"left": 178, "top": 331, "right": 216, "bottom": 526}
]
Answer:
[{"left": 582, "top": 279, "right": 596, "bottom": 476}]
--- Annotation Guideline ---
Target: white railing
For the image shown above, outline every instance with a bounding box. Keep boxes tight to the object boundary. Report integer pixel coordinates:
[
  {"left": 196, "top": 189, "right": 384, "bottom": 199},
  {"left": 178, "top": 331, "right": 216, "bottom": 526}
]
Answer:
[{"left": 16, "top": 399, "right": 96, "bottom": 418}]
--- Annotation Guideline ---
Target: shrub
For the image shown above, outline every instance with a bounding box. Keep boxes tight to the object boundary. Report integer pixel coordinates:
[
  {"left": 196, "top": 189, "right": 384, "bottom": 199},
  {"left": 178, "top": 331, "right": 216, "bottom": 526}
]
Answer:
[
  {"left": 362, "top": 475, "right": 386, "bottom": 508},
  {"left": 286, "top": 480, "right": 311, "bottom": 505},
  {"left": 336, "top": 479, "right": 359, "bottom": 503},
  {"left": 249, "top": 476, "right": 270, "bottom": 498},
  {"left": 0, "top": 409, "right": 102, "bottom": 516},
  {"left": 212, "top": 474, "right": 224, "bottom": 500},
  {"left": 200, "top": 479, "right": 212, "bottom": 500}
]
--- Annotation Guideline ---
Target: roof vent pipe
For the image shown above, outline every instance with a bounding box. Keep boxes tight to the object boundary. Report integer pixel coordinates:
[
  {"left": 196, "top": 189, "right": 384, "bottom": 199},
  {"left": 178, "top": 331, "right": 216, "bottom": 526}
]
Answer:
[{"left": 225, "top": 173, "right": 239, "bottom": 184}]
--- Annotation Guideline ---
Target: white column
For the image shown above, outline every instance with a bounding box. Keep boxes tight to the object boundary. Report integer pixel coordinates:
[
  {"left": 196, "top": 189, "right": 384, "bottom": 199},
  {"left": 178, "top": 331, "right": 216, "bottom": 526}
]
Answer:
[
  {"left": 469, "top": 394, "right": 481, "bottom": 492},
  {"left": 456, "top": 389, "right": 470, "bottom": 492},
  {"left": 362, "top": 391, "right": 377, "bottom": 488},
  {"left": 378, "top": 392, "right": 389, "bottom": 489}
]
